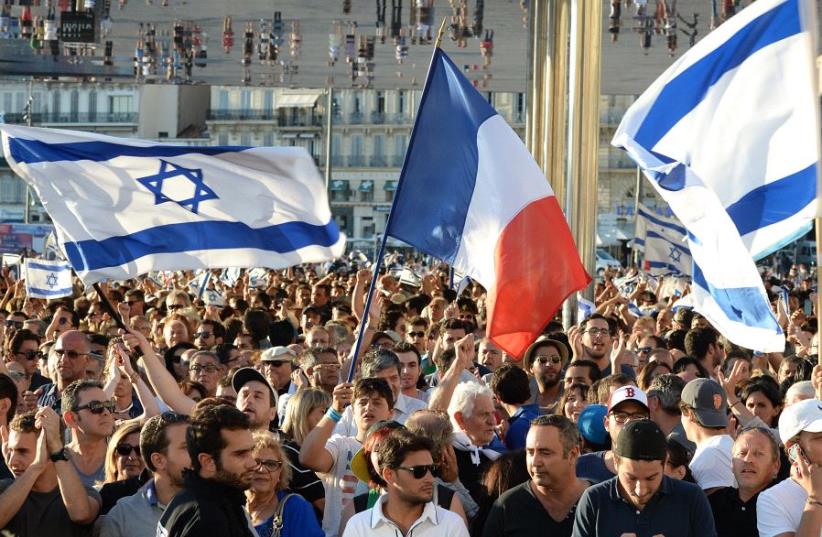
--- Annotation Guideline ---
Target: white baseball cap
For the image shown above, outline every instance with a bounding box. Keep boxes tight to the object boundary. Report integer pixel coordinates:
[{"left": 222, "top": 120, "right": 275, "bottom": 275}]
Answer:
[
  {"left": 607, "top": 385, "right": 649, "bottom": 412},
  {"left": 778, "top": 398, "right": 822, "bottom": 444}
]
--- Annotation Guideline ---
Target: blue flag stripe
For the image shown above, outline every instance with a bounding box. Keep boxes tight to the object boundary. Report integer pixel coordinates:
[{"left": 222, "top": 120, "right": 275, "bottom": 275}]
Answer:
[
  {"left": 26, "top": 262, "right": 71, "bottom": 272},
  {"left": 692, "top": 263, "right": 781, "bottom": 330},
  {"left": 8, "top": 138, "right": 254, "bottom": 165},
  {"left": 636, "top": 207, "right": 688, "bottom": 236},
  {"left": 646, "top": 260, "right": 687, "bottom": 274},
  {"left": 646, "top": 230, "right": 691, "bottom": 255},
  {"left": 64, "top": 219, "right": 340, "bottom": 271},
  {"left": 28, "top": 286, "right": 73, "bottom": 297},
  {"left": 384, "top": 48, "right": 497, "bottom": 263},
  {"left": 725, "top": 162, "right": 817, "bottom": 237},
  {"left": 634, "top": 0, "right": 800, "bottom": 151}
]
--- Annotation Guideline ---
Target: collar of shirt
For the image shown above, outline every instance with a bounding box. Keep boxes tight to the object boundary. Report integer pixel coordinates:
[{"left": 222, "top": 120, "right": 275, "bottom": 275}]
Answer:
[
  {"left": 144, "top": 478, "right": 160, "bottom": 507},
  {"left": 370, "top": 494, "right": 440, "bottom": 531},
  {"left": 607, "top": 473, "right": 672, "bottom": 506}
]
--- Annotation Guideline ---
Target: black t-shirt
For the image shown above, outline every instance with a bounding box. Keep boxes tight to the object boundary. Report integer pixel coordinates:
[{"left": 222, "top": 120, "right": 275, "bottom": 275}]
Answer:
[
  {"left": 482, "top": 481, "right": 576, "bottom": 537},
  {"left": 282, "top": 438, "right": 325, "bottom": 520},
  {"left": 708, "top": 486, "right": 766, "bottom": 537},
  {"left": 0, "top": 479, "right": 100, "bottom": 537}
]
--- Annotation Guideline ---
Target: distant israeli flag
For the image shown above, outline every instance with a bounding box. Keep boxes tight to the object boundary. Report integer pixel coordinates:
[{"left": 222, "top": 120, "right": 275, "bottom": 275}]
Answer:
[
  {"left": 576, "top": 293, "right": 596, "bottom": 323},
  {"left": 613, "top": 0, "right": 819, "bottom": 351},
  {"left": 220, "top": 267, "right": 241, "bottom": 287},
  {"left": 0, "top": 126, "right": 345, "bottom": 284},
  {"left": 643, "top": 229, "right": 692, "bottom": 276},
  {"left": 633, "top": 203, "right": 687, "bottom": 252},
  {"left": 25, "top": 258, "right": 73, "bottom": 299}
]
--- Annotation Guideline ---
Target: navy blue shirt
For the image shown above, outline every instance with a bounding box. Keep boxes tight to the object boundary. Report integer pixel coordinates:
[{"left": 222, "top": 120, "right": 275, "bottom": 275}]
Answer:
[
  {"left": 37, "top": 383, "right": 61, "bottom": 413},
  {"left": 505, "top": 404, "right": 541, "bottom": 450},
  {"left": 572, "top": 475, "right": 716, "bottom": 537},
  {"left": 576, "top": 451, "right": 615, "bottom": 485}
]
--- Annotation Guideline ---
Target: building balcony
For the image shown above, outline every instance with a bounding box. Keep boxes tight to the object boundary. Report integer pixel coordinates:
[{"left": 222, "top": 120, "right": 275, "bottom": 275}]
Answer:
[
  {"left": 2, "top": 112, "right": 138, "bottom": 124},
  {"left": 206, "top": 110, "right": 323, "bottom": 127}
]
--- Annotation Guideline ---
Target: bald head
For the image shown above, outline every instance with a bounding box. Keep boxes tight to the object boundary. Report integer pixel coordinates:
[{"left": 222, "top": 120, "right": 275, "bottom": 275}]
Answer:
[{"left": 54, "top": 330, "right": 91, "bottom": 386}]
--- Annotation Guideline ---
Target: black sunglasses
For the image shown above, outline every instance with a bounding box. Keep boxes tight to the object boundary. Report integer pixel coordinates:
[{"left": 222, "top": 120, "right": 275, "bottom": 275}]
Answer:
[
  {"left": 408, "top": 331, "right": 425, "bottom": 338},
  {"left": 264, "top": 359, "right": 290, "bottom": 367},
  {"left": 5, "top": 320, "right": 23, "bottom": 329},
  {"left": 396, "top": 464, "right": 438, "bottom": 479},
  {"left": 74, "top": 400, "right": 115, "bottom": 415},
  {"left": 15, "top": 350, "right": 43, "bottom": 361},
  {"left": 115, "top": 443, "right": 141, "bottom": 457}
]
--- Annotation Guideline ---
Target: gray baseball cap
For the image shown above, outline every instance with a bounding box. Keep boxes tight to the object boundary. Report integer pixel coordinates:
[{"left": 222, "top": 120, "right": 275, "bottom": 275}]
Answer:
[{"left": 681, "top": 378, "right": 728, "bottom": 428}]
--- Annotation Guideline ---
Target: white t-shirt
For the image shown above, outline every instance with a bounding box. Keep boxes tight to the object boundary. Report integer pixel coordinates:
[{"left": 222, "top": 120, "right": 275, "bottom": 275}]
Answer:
[
  {"left": 319, "top": 435, "right": 362, "bottom": 537},
  {"left": 342, "top": 494, "right": 469, "bottom": 537},
  {"left": 757, "top": 478, "right": 812, "bottom": 537},
  {"left": 690, "top": 434, "right": 735, "bottom": 490}
]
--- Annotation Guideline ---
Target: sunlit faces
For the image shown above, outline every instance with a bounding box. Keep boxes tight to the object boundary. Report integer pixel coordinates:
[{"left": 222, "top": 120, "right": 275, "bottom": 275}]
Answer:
[
  {"left": 526, "top": 424, "right": 578, "bottom": 490},
  {"left": 732, "top": 430, "right": 779, "bottom": 492},
  {"left": 396, "top": 351, "right": 421, "bottom": 391},
  {"left": 614, "top": 456, "right": 664, "bottom": 510},
  {"left": 353, "top": 392, "right": 392, "bottom": 432}
]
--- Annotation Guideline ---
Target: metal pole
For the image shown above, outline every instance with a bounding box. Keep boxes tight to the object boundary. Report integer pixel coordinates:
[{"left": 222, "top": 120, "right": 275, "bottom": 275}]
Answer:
[
  {"left": 633, "top": 166, "right": 642, "bottom": 268},
  {"left": 23, "top": 79, "right": 33, "bottom": 224},
  {"left": 324, "top": 86, "right": 333, "bottom": 189}
]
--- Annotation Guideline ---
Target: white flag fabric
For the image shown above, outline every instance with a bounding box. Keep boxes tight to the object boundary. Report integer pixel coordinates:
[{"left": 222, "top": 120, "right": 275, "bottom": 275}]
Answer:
[
  {"left": 25, "top": 258, "right": 73, "bottom": 299},
  {"left": 576, "top": 293, "right": 596, "bottom": 323},
  {"left": 633, "top": 203, "right": 687, "bottom": 253},
  {"left": 643, "top": 228, "right": 692, "bottom": 276},
  {"left": 0, "top": 125, "right": 346, "bottom": 284},
  {"left": 612, "top": 0, "right": 819, "bottom": 352}
]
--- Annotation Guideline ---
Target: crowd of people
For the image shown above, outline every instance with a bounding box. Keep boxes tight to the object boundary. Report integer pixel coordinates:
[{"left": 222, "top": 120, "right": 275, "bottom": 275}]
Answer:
[{"left": 0, "top": 258, "right": 820, "bottom": 537}]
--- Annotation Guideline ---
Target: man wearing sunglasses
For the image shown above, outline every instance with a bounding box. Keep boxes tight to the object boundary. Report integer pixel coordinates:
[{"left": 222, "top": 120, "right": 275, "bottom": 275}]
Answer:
[
  {"left": 523, "top": 336, "right": 568, "bottom": 415},
  {"left": 38, "top": 331, "right": 92, "bottom": 413},
  {"left": 61, "top": 379, "right": 116, "bottom": 489},
  {"left": 342, "top": 429, "right": 469, "bottom": 537},
  {"left": 124, "top": 289, "right": 146, "bottom": 317},
  {"left": 6, "top": 329, "right": 48, "bottom": 391}
]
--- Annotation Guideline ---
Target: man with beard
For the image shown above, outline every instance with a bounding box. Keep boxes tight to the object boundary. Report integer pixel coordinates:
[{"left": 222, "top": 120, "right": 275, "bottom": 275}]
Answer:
[
  {"left": 100, "top": 412, "right": 191, "bottom": 537},
  {"left": 342, "top": 429, "right": 468, "bottom": 537},
  {"left": 158, "top": 400, "right": 258, "bottom": 537},
  {"left": 524, "top": 337, "right": 567, "bottom": 414},
  {"left": 483, "top": 415, "right": 589, "bottom": 537}
]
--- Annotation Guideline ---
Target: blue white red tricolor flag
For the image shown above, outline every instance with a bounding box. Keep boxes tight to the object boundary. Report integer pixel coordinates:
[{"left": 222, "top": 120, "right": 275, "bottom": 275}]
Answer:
[
  {"left": 0, "top": 125, "right": 345, "bottom": 284},
  {"left": 613, "top": 0, "right": 819, "bottom": 351},
  {"left": 385, "top": 48, "right": 591, "bottom": 357}
]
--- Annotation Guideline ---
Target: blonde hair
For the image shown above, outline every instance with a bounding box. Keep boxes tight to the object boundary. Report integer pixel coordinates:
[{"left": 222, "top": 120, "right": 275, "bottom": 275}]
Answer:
[
  {"left": 103, "top": 422, "right": 143, "bottom": 483},
  {"left": 281, "top": 388, "right": 331, "bottom": 445},
  {"left": 252, "top": 431, "right": 292, "bottom": 491}
]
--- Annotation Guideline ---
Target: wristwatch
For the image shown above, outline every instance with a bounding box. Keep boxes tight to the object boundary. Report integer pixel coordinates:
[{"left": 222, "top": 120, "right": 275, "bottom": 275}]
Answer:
[{"left": 49, "top": 448, "right": 69, "bottom": 462}]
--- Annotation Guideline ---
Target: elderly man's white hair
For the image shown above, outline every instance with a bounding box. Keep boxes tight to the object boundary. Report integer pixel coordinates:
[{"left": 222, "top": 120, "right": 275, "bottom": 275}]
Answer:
[
  {"left": 448, "top": 381, "right": 494, "bottom": 432},
  {"left": 785, "top": 381, "right": 815, "bottom": 407}
]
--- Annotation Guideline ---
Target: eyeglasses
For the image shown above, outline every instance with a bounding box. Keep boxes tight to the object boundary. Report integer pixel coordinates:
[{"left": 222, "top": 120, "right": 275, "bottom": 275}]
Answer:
[
  {"left": 316, "top": 362, "right": 341, "bottom": 370},
  {"left": 255, "top": 458, "right": 283, "bottom": 472},
  {"left": 124, "top": 300, "right": 140, "bottom": 306},
  {"left": 583, "top": 328, "right": 610, "bottom": 337},
  {"left": 408, "top": 331, "right": 425, "bottom": 338},
  {"left": 55, "top": 349, "right": 89, "bottom": 360},
  {"left": 194, "top": 332, "right": 213, "bottom": 339},
  {"left": 396, "top": 464, "right": 438, "bottom": 479},
  {"left": 535, "top": 355, "right": 562, "bottom": 365},
  {"left": 15, "top": 350, "right": 43, "bottom": 361},
  {"left": 637, "top": 346, "right": 653, "bottom": 354},
  {"left": 74, "top": 400, "right": 116, "bottom": 415},
  {"left": 5, "top": 320, "right": 23, "bottom": 329},
  {"left": 263, "top": 360, "right": 290, "bottom": 368},
  {"left": 115, "top": 443, "right": 141, "bottom": 457},
  {"left": 189, "top": 364, "right": 220, "bottom": 373},
  {"left": 168, "top": 304, "right": 184, "bottom": 311},
  {"left": 610, "top": 411, "right": 649, "bottom": 424}
]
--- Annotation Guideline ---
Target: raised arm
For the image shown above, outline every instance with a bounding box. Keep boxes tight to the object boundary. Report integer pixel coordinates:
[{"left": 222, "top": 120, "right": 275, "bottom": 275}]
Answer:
[
  {"left": 123, "top": 330, "right": 195, "bottom": 415},
  {"left": 300, "top": 382, "right": 352, "bottom": 473}
]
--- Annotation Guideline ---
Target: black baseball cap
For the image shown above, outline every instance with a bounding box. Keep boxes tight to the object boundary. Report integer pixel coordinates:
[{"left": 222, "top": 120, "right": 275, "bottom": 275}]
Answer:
[
  {"left": 681, "top": 378, "right": 728, "bottom": 428},
  {"left": 614, "top": 419, "right": 667, "bottom": 462},
  {"left": 231, "top": 367, "right": 277, "bottom": 405}
]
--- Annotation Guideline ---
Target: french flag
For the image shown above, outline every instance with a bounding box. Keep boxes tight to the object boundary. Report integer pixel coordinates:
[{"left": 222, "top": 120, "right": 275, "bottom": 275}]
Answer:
[{"left": 385, "top": 49, "right": 591, "bottom": 357}]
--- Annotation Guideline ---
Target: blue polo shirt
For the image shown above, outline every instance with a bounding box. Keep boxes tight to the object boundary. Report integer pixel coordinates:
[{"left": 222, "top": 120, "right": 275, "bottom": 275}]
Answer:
[
  {"left": 505, "top": 404, "right": 541, "bottom": 450},
  {"left": 572, "top": 475, "right": 716, "bottom": 537}
]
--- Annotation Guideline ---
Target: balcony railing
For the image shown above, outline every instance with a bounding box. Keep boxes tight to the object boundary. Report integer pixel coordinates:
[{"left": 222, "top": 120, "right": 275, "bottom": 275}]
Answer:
[
  {"left": 207, "top": 110, "right": 323, "bottom": 127},
  {"left": 2, "top": 112, "right": 138, "bottom": 124},
  {"left": 347, "top": 155, "right": 366, "bottom": 167}
]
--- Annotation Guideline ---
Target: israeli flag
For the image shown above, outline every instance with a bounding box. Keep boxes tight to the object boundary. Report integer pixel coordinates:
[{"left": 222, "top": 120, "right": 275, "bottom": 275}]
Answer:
[
  {"left": 576, "top": 293, "right": 596, "bottom": 323},
  {"left": 0, "top": 126, "right": 346, "bottom": 284},
  {"left": 613, "top": 0, "right": 819, "bottom": 352},
  {"left": 643, "top": 229, "right": 692, "bottom": 276},
  {"left": 25, "top": 258, "right": 73, "bottom": 299},
  {"left": 633, "top": 203, "right": 687, "bottom": 252}
]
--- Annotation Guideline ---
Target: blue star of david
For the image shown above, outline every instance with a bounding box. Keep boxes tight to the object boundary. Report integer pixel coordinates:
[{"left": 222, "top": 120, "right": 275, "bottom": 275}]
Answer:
[
  {"left": 136, "top": 159, "right": 218, "bottom": 214},
  {"left": 46, "top": 273, "right": 58, "bottom": 288},
  {"left": 668, "top": 247, "right": 682, "bottom": 263}
]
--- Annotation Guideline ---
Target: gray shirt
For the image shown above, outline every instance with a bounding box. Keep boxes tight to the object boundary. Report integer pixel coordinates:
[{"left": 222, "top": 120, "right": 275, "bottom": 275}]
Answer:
[
  {"left": 99, "top": 479, "right": 166, "bottom": 537},
  {"left": 0, "top": 478, "right": 101, "bottom": 537}
]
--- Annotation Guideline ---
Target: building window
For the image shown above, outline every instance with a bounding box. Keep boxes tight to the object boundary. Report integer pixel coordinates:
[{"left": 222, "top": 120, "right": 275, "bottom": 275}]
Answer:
[
  {"left": 240, "top": 90, "right": 251, "bottom": 111},
  {"left": 218, "top": 89, "right": 229, "bottom": 110},
  {"left": 263, "top": 132, "right": 274, "bottom": 146},
  {"left": 88, "top": 91, "right": 97, "bottom": 121},
  {"left": 69, "top": 90, "right": 79, "bottom": 121},
  {"left": 240, "top": 133, "right": 251, "bottom": 146},
  {"left": 108, "top": 95, "right": 132, "bottom": 115},
  {"left": 218, "top": 133, "right": 229, "bottom": 146},
  {"left": 52, "top": 92, "right": 61, "bottom": 116},
  {"left": 0, "top": 177, "right": 25, "bottom": 203},
  {"left": 2, "top": 93, "right": 11, "bottom": 114},
  {"left": 397, "top": 90, "right": 405, "bottom": 115}
]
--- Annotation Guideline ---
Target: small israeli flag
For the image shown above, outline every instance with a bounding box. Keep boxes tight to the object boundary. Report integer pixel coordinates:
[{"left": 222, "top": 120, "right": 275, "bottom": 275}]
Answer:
[
  {"left": 577, "top": 293, "right": 596, "bottom": 323},
  {"left": 25, "top": 258, "right": 73, "bottom": 299}
]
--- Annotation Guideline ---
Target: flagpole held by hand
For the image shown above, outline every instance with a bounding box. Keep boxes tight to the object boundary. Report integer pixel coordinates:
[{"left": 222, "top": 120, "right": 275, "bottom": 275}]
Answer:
[{"left": 92, "top": 283, "right": 128, "bottom": 332}]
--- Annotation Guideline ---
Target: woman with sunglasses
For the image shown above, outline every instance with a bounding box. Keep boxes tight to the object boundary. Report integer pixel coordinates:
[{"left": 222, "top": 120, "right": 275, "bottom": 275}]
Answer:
[
  {"left": 102, "top": 422, "right": 145, "bottom": 484},
  {"left": 246, "top": 431, "right": 323, "bottom": 537}
]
